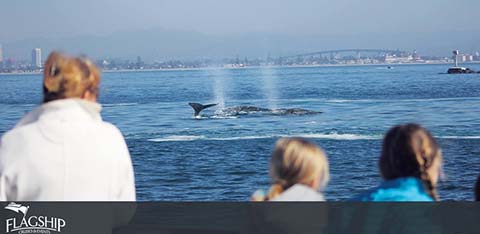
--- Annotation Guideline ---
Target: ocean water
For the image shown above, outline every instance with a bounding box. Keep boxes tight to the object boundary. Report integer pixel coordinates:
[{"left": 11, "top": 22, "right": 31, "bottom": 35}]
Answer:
[{"left": 1, "top": 64, "right": 479, "bottom": 201}]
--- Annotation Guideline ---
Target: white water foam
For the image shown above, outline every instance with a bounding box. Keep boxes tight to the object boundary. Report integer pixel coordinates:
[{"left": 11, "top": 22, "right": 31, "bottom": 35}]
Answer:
[
  {"left": 103, "top": 103, "right": 139, "bottom": 107},
  {"left": 209, "top": 136, "right": 274, "bottom": 141},
  {"left": 148, "top": 133, "right": 382, "bottom": 142},
  {"left": 147, "top": 134, "right": 480, "bottom": 142},
  {"left": 297, "top": 133, "right": 382, "bottom": 140},
  {"left": 326, "top": 99, "right": 354, "bottom": 103},
  {"left": 191, "top": 115, "right": 238, "bottom": 120},
  {"left": 148, "top": 135, "right": 206, "bottom": 142},
  {"left": 210, "top": 115, "right": 238, "bottom": 119},
  {"left": 436, "top": 136, "right": 480, "bottom": 139}
]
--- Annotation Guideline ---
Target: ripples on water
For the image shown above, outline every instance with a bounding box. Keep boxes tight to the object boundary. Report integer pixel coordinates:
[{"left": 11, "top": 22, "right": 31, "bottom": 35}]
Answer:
[{"left": 1, "top": 64, "right": 479, "bottom": 201}]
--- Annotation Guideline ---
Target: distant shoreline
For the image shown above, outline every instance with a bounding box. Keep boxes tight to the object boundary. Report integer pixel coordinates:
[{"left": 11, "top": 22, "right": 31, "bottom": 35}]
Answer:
[{"left": 2, "top": 61, "right": 480, "bottom": 75}]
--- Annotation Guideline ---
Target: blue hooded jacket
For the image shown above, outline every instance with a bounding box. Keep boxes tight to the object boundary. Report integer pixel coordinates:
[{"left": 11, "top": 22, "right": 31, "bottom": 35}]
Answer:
[{"left": 355, "top": 177, "right": 434, "bottom": 201}]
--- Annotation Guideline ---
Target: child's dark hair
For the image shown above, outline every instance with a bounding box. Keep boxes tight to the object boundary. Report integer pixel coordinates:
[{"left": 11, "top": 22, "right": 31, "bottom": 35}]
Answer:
[{"left": 379, "top": 123, "right": 442, "bottom": 200}]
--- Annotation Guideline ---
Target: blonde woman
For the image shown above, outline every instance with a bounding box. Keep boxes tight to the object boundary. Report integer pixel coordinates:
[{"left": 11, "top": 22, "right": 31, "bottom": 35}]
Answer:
[
  {"left": 252, "top": 137, "right": 329, "bottom": 201},
  {"left": 0, "top": 52, "right": 135, "bottom": 201}
]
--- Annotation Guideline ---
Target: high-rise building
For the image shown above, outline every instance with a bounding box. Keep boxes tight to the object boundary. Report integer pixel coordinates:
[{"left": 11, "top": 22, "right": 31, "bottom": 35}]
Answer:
[
  {"left": 32, "top": 48, "right": 42, "bottom": 67},
  {"left": 0, "top": 44, "right": 3, "bottom": 63}
]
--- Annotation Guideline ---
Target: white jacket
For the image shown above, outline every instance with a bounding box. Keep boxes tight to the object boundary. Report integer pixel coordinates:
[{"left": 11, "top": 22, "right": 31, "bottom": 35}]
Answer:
[
  {"left": 0, "top": 99, "right": 136, "bottom": 201},
  {"left": 272, "top": 184, "right": 325, "bottom": 201}
]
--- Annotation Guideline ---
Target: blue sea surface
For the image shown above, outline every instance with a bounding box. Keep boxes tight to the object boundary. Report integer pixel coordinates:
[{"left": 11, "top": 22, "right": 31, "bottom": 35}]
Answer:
[{"left": 1, "top": 64, "right": 479, "bottom": 201}]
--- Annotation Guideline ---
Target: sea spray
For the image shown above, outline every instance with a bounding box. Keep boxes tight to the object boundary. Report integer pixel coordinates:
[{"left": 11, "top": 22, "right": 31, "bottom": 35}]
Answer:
[
  {"left": 209, "top": 68, "right": 227, "bottom": 108},
  {"left": 260, "top": 67, "right": 278, "bottom": 110}
]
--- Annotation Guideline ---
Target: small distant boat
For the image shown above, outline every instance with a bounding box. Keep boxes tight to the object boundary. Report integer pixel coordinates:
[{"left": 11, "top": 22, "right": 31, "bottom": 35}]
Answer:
[
  {"left": 387, "top": 66, "right": 393, "bottom": 69},
  {"left": 447, "top": 50, "right": 478, "bottom": 74},
  {"left": 447, "top": 67, "right": 476, "bottom": 74}
]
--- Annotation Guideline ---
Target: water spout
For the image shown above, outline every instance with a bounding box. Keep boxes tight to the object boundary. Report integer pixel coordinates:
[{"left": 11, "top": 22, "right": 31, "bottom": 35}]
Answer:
[
  {"left": 210, "top": 68, "right": 226, "bottom": 108},
  {"left": 260, "top": 67, "right": 278, "bottom": 109}
]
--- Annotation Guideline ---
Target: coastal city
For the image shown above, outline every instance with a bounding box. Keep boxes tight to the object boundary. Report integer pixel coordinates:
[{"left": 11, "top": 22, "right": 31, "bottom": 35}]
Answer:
[{"left": 0, "top": 44, "right": 480, "bottom": 73}]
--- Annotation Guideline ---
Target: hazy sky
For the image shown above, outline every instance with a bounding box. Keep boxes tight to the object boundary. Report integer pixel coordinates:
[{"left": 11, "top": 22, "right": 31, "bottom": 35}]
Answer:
[
  {"left": 1, "top": 0, "right": 479, "bottom": 59},
  {"left": 1, "top": 0, "right": 478, "bottom": 40}
]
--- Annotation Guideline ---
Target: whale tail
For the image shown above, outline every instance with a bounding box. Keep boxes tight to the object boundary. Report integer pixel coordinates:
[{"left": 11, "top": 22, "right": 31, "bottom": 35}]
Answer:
[{"left": 188, "top": 103, "right": 218, "bottom": 116}]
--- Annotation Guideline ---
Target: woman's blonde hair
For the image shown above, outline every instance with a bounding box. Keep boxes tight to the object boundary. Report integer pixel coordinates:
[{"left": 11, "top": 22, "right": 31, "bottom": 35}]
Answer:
[
  {"left": 43, "top": 51, "right": 101, "bottom": 103},
  {"left": 267, "top": 137, "right": 329, "bottom": 200},
  {"left": 379, "top": 123, "right": 442, "bottom": 200}
]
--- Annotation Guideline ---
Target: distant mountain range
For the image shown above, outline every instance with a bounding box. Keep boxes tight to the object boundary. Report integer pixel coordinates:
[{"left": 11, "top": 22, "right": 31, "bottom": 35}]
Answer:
[{"left": 2, "top": 28, "right": 479, "bottom": 61}]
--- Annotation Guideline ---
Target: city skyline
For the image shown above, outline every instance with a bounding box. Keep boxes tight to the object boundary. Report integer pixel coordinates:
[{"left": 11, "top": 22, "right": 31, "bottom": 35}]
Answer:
[
  {"left": 1, "top": 44, "right": 478, "bottom": 61},
  {"left": 1, "top": 44, "right": 479, "bottom": 73},
  {"left": 1, "top": 30, "right": 479, "bottom": 62},
  {"left": 1, "top": 39, "right": 479, "bottom": 63}
]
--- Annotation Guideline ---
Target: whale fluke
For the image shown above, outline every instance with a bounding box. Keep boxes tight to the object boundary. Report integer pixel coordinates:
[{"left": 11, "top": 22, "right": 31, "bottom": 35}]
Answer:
[{"left": 189, "top": 103, "right": 218, "bottom": 116}]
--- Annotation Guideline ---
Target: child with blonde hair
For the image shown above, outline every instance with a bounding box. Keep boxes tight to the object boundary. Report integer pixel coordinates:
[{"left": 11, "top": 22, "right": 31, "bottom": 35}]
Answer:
[{"left": 252, "top": 137, "right": 329, "bottom": 201}]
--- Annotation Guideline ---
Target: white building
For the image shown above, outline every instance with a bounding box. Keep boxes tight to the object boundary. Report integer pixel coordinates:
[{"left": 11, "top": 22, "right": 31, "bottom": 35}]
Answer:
[
  {"left": 32, "top": 48, "right": 42, "bottom": 67},
  {"left": 466, "top": 55, "right": 474, "bottom": 62},
  {"left": 384, "top": 54, "right": 413, "bottom": 63}
]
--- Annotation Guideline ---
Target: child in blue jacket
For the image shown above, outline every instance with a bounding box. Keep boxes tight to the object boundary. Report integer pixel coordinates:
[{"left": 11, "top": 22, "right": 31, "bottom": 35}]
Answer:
[{"left": 355, "top": 123, "right": 442, "bottom": 201}]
